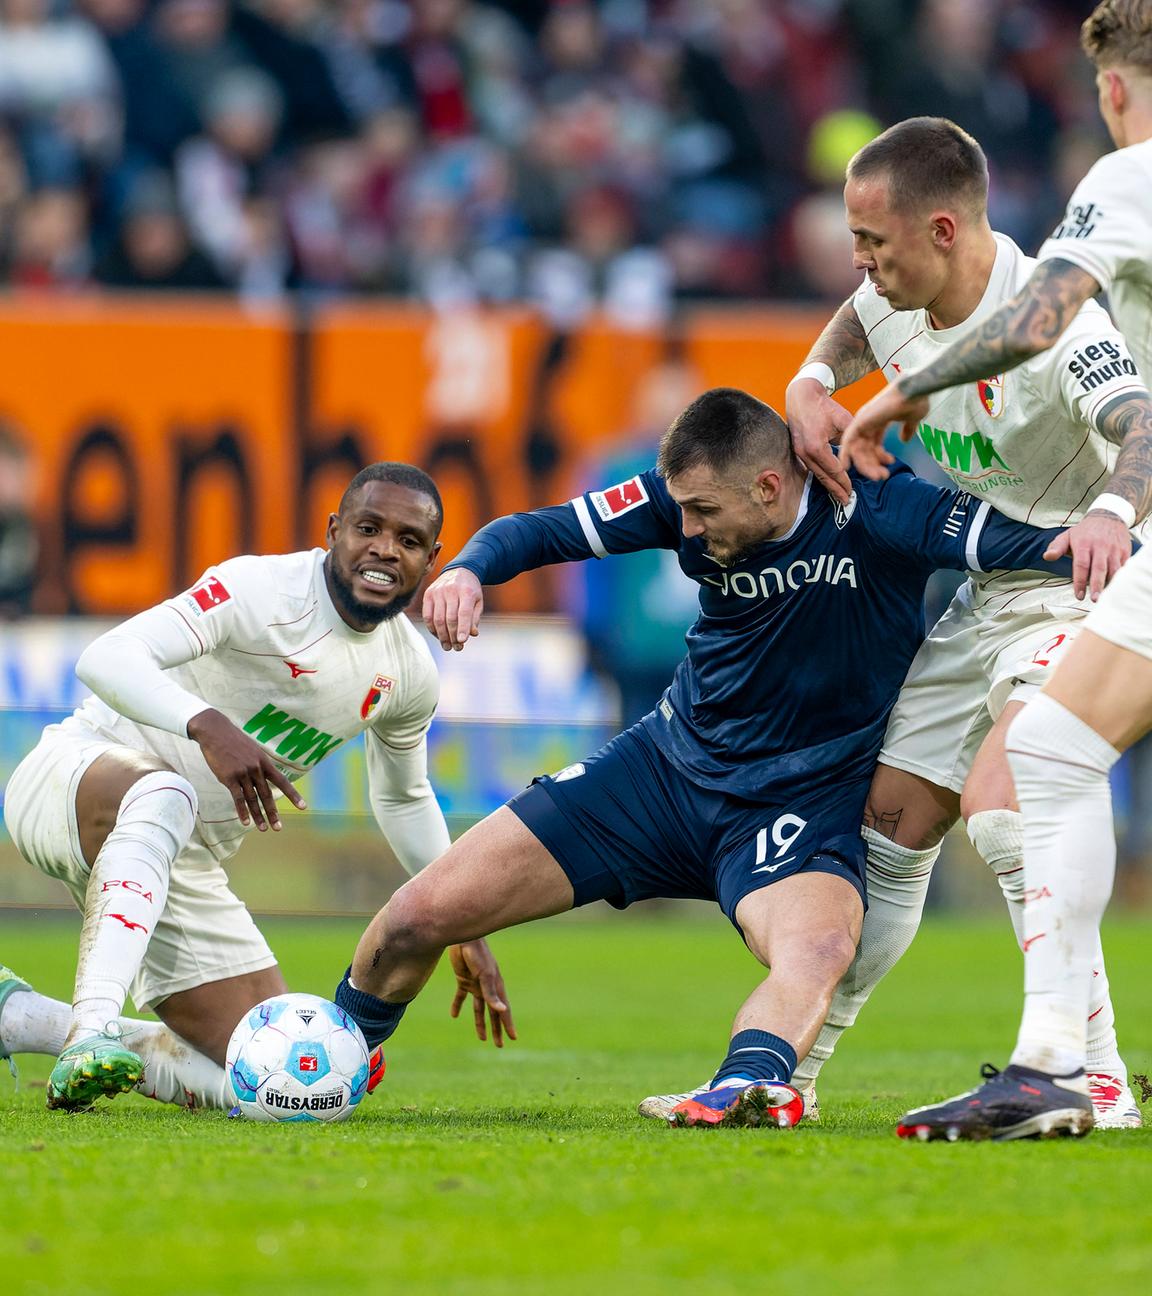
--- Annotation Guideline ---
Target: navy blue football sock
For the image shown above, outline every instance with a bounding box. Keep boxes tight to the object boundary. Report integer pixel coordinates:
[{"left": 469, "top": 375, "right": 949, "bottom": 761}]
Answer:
[
  {"left": 334, "top": 967, "right": 411, "bottom": 1048},
  {"left": 710, "top": 1029, "right": 798, "bottom": 1087}
]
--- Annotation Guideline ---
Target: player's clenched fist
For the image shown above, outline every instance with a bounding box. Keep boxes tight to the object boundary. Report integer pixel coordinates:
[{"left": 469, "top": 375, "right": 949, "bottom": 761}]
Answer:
[{"left": 423, "top": 567, "right": 484, "bottom": 651}]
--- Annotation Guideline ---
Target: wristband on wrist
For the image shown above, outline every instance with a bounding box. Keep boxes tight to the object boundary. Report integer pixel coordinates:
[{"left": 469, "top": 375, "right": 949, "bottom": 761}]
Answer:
[
  {"left": 1088, "top": 492, "right": 1137, "bottom": 528},
  {"left": 793, "top": 362, "right": 836, "bottom": 394}
]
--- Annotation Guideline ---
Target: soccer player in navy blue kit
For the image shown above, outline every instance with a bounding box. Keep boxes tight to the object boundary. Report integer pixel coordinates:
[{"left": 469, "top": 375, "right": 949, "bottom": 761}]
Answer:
[{"left": 335, "top": 388, "right": 1089, "bottom": 1128}]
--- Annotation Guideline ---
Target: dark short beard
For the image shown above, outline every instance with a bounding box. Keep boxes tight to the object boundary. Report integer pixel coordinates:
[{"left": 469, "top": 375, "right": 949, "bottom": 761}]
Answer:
[
  {"left": 704, "top": 538, "right": 759, "bottom": 568},
  {"left": 325, "top": 555, "right": 416, "bottom": 627}
]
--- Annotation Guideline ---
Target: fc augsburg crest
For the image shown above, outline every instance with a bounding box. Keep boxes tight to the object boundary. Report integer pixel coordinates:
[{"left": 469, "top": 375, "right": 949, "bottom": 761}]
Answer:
[
  {"left": 977, "top": 374, "right": 1004, "bottom": 417},
  {"left": 359, "top": 674, "right": 395, "bottom": 720}
]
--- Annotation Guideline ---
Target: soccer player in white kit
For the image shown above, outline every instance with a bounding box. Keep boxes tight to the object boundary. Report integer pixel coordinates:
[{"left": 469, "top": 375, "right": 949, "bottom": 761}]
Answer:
[
  {"left": 783, "top": 116, "right": 1152, "bottom": 1132},
  {"left": 0, "top": 463, "right": 510, "bottom": 1112},
  {"left": 841, "top": 1, "right": 1152, "bottom": 1139}
]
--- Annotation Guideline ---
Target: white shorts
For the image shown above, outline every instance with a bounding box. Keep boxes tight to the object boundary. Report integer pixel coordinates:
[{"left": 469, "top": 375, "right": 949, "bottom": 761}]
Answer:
[
  {"left": 3, "top": 722, "right": 277, "bottom": 1011},
  {"left": 880, "top": 590, "right": 1083, "bottom": 794},
  {"left": 1083, "top": 545, "right": 1152, "bottom": 662}
]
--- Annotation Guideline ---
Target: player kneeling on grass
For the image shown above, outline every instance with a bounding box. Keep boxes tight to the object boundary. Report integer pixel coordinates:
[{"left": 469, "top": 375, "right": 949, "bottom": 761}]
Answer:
[
  {"left": 334, "top": 389, "right": 1103, "bottom": 1129},
  {"left": 0, "top": 463, "right": 503, "bottom": 1112}
]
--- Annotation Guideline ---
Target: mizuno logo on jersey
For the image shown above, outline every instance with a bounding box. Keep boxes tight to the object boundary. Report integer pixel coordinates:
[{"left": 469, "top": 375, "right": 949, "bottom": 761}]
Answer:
[
  {"left": 590, "top": 477, "right": 648, "bottom": 521},
  {"left": 703, "top": 555, "right": 857, "bottom": 600},
  {"left": 243, "top": 704, "right": 344, "bottom": 766},
  {"left": 1067, "top": 340, "right": 1139, "bottom": 392}
]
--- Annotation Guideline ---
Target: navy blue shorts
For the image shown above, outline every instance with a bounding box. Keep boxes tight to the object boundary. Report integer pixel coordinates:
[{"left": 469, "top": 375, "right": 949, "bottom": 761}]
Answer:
[{"left": 507, "top": 724, "right": 868, "bottom": 930}]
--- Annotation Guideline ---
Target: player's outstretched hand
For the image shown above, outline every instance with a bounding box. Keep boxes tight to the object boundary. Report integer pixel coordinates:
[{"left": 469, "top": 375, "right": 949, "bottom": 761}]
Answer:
[
  {"left": 187, "top": 707, "right": 307, "bottom": 832},
  {"left": 785, "top": 377, "right": 854, "bottom": 504},
  {"left": 1045, "top": 510, "right": 1132, "bottom": 602},
  {"left": 423, "top": 568, "right": 484, "bottom": 652},
  {"left": 448, "top": 939, "right": 516, "bottom": 1048},
  {"left": 840, "top": 384, "right": 930, "bottom": 479}
]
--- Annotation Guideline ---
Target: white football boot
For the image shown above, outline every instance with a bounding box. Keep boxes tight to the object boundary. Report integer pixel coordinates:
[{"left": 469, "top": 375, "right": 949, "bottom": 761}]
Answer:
[
  {"left": 1088, "top": 1071, "right": 1143, "bottom": 1129},
  {"left": 639, "top": 1081, "right": 819, "bottom": 1123}
]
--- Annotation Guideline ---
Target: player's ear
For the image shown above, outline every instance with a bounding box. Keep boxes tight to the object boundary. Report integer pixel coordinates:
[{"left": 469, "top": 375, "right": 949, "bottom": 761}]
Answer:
[
  {"left": 426, "top": 540, "right": 442, "bottom": 571},
  {"left": 755, "top": 468, "right": 781, "bottom": 504},
  {"left": 325, "top": 511, "right": 340, "bottom": 547},
  {"left": 930, "top": 212, "right": 957, "bottom": 252},
  {"left": 1106, "top": 68, "right": 1127, "bottom": 114}
]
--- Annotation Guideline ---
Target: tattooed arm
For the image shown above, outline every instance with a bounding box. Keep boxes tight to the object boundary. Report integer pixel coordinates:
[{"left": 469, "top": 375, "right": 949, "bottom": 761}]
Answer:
[
  {"left": 1036, "top": 391, "right": 1152, "bottom": 601},
  {"left": 802, "top": 296, "right": 880, "bottom": 388},
  {"left": 840, "top": 259, "right": 1104, "bottom": 478},
  {"left": 786, "top": 298, "right": 879, "bottom": 504},
  {"left": 1094, "top": 391, "right": 1152, "bottom": 522}
]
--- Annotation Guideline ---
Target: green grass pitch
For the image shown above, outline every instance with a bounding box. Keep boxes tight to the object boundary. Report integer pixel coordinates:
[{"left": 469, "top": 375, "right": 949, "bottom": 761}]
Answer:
[{"left": 2, "top": 909, "right": 1151, "bottom": 1296}]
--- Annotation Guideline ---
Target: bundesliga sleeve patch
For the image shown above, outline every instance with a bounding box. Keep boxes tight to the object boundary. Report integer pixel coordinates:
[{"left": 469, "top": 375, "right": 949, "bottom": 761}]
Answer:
[
  {"left": 185, "top": 575, "right": 232, "bottom": 615},
  {"left": 590, "top": 476, "right": 649, "bottom": 521}
]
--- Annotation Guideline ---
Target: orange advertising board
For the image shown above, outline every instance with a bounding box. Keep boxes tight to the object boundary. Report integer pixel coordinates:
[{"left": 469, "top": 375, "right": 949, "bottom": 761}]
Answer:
[{"left": 0, "top": 297, "right": 882, "bottom": 615}]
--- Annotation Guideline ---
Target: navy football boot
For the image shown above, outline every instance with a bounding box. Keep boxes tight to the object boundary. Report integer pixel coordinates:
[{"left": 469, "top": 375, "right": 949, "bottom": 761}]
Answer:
[{"left": 897, "top": 1062, "right": 1094, "bottom": 1142}]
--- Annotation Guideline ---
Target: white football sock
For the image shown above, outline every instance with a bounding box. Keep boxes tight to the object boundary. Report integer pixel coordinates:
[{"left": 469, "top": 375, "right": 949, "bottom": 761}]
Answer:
[
  {"left": 967, "top": 809, "right": 1027, "bottom": 944},
  {"left": 117, "top": 1019, "right": 232, "bottom": 1109},
  {"left": 793, "top": 826, "right": 938, "bottom": 1090},
  {"left": 967, "top": 806, "right": 1124, "bottom": 1073},
  {"left": 1085, "top": 962, "right": 1124, "bottom": 1075},
  {"left": 1005, "top": 695, "right": 1120, "bottom": 1075},
  {"left": 71, "top": 772, "right": 196, "bottom": 1037},
  {"left": 0, "top": 987, "right": 70, "bottom": 1056}
]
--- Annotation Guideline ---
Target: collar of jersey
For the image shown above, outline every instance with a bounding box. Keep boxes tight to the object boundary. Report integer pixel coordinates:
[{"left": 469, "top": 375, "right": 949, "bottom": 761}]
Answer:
[
  {"left": 924, "top": 233, "right": 1013, "bottom": 342},
  {"left": 766, "top": 472, "right": 813, "bottom": 544}
]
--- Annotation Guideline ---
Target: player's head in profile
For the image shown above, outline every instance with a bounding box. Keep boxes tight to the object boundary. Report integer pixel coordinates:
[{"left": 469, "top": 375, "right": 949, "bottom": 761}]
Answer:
[
  {"left": 325, "top": 461, "right": 443, "bottom": 630},
  {"left": 843, "top": 116, "right": 990, "bottom": 313},
  {"left": 657, "top": 387, "right": 802, "bottom": 566},
  {"left": 1081, "top": 0, "right": 1152, "bottom": 148}
]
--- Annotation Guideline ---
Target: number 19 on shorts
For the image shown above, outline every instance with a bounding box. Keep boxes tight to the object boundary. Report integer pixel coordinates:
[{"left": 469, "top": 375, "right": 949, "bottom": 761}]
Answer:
[{"left": 752, "top": 814, "right": 808, "bottom": 874}]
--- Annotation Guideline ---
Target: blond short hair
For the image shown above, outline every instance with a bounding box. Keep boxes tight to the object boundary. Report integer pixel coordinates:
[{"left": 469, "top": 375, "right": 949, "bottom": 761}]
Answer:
[{"left": 1082, "top": 0, "right": 1152, "bottom": 74}]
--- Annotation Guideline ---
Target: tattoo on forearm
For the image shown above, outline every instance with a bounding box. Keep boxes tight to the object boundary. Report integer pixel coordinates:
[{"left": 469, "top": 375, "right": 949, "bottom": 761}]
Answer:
[
  {"left": 898, "top": 259, "right": 1101, "bottom": 398},
  {"left": 1097, "top": 393, "right": 1152, "bottom": 522},
  {"left": 806, "top": 298, "right": 877, "bottom": 388}
]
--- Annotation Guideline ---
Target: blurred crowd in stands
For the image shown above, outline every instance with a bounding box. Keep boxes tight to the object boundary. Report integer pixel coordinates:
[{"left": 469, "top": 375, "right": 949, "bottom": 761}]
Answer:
[{"left": 0, "top": 0, "right": 1114, "bottom": 313}]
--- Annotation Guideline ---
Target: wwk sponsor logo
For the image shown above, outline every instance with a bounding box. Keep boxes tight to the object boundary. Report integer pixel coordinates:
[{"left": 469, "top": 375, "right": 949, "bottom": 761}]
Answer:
[{"left": 243, "top": 704, "right": 344, "bottom": 767}]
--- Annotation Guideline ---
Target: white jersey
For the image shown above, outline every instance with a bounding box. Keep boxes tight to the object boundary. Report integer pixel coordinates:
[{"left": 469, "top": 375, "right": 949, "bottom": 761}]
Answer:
[
  {"left": 854, "top": 233, "right": 1148, "bottom": 613},
  {"left": 66, "top": 548, "right": 442, "bottom": 862},
  {"left": 1037, "top": 137, "right": 1152, "bottom": 384}
]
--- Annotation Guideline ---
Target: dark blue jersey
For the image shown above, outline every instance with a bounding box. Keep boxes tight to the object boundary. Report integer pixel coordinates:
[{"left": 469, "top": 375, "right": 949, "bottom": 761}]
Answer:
[{"left": 447, "top": 464, "right": 1075, "bottom": 803}]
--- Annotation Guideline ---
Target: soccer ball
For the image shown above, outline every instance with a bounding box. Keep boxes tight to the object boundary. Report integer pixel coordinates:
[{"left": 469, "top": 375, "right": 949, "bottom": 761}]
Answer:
[{"left": 226, "top": 993, "right": 371, "bottom": 1123}]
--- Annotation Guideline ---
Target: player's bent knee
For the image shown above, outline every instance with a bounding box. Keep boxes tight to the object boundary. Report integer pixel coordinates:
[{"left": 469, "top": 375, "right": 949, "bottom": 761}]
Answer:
[
  {"left": 114, "top": 770, "right": 198, "bottom": 850},
  {"left": 91, "top": 771, "right": 198, "bottom": 888},
  {"left": 965, "top": 808, "right": 1024, "bottom": 899},
  {"left": 809, "top": 928, "right": 860, "bottom": 982},
  {"left": 380, "top": 886, "right": 464, "bottom": 958},
  {"left": 768, "top": 928, "right": 858, "bottom": 988}
]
